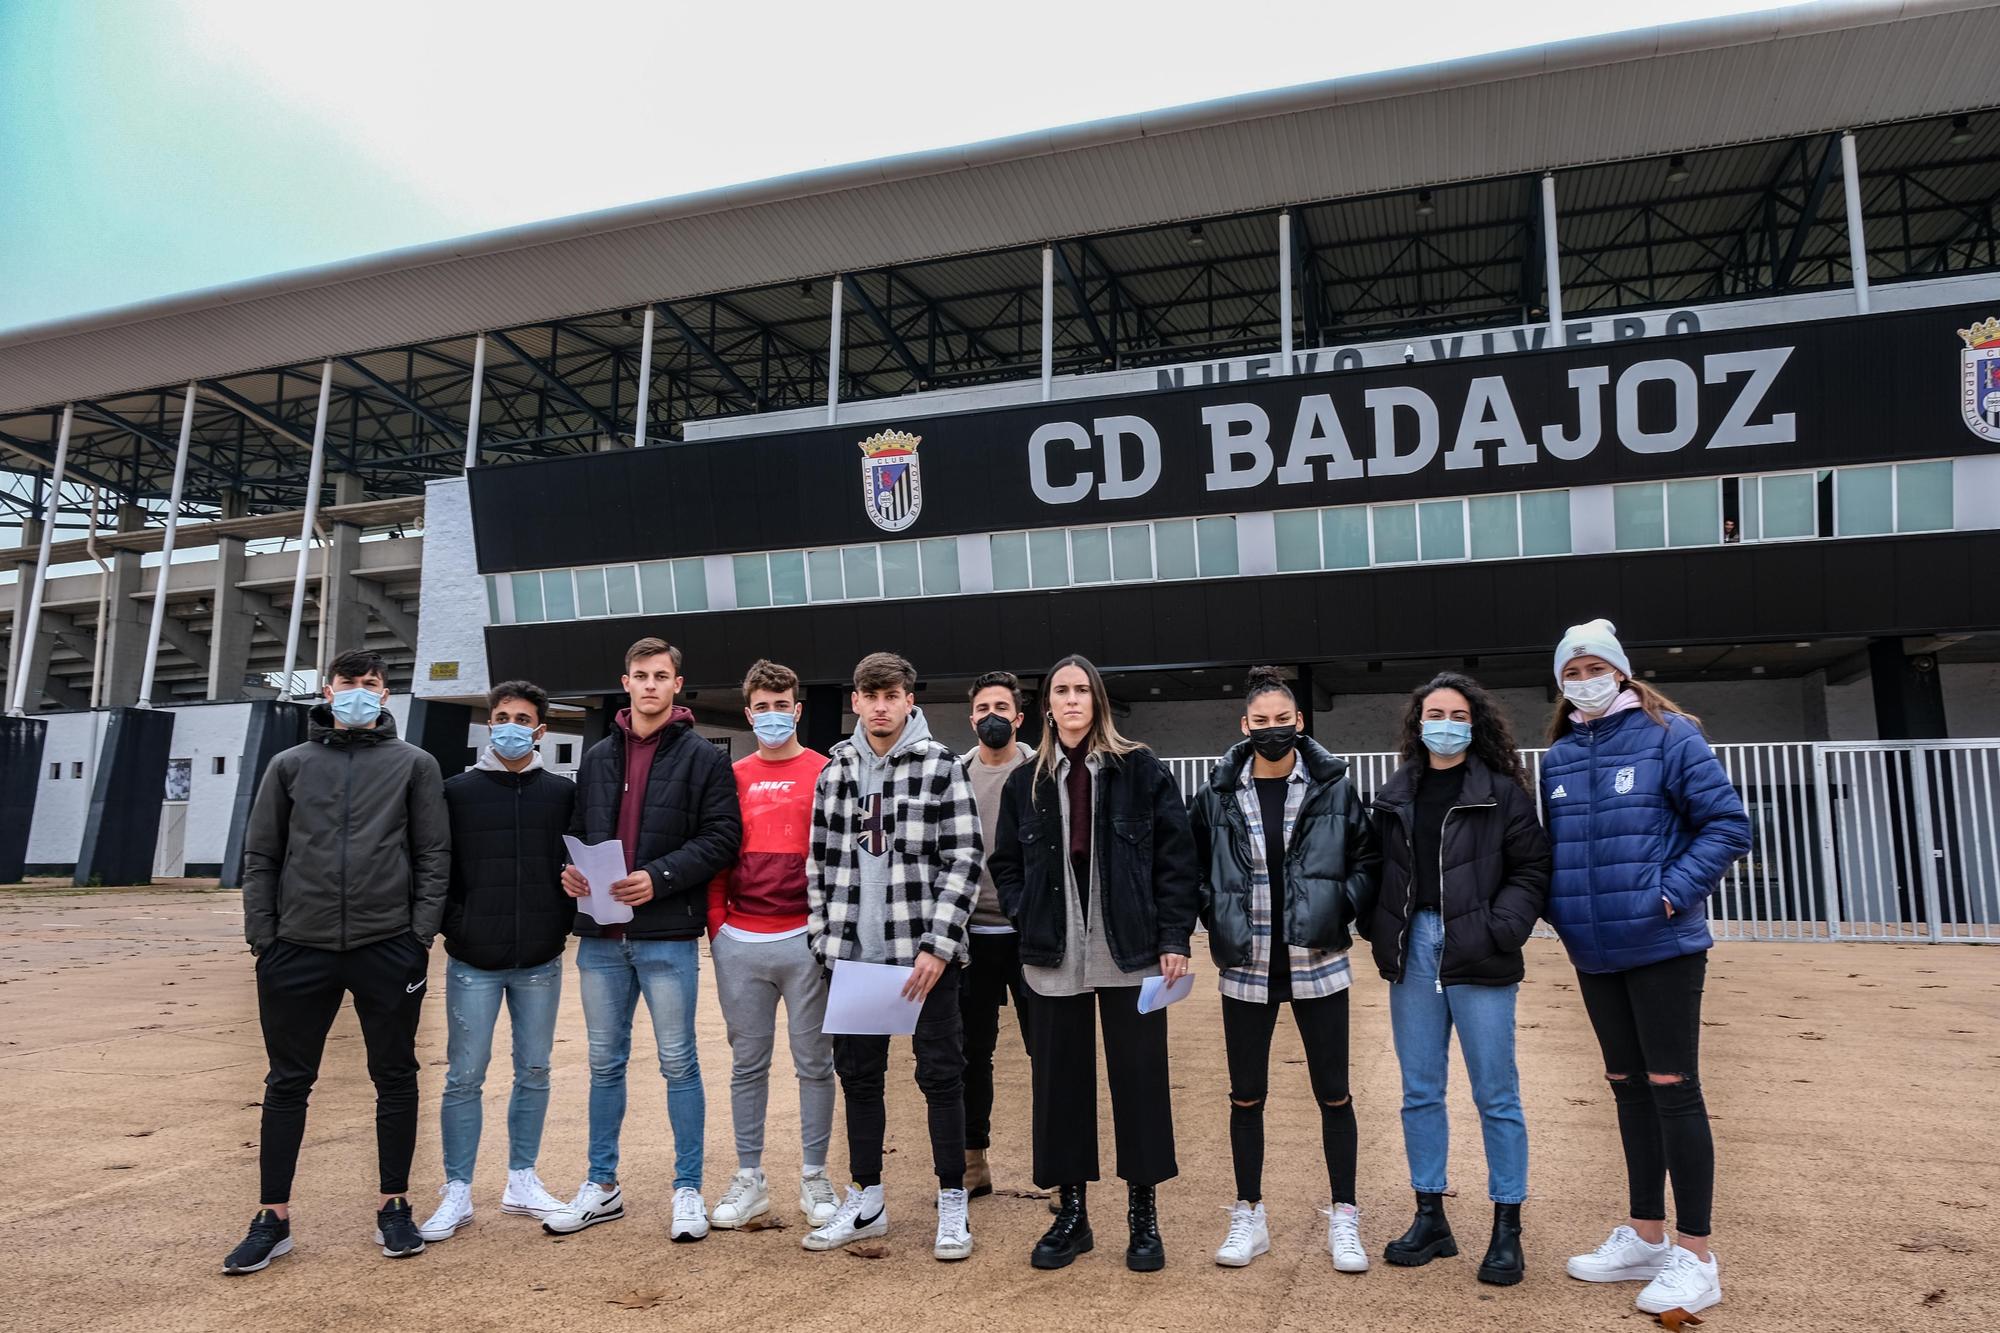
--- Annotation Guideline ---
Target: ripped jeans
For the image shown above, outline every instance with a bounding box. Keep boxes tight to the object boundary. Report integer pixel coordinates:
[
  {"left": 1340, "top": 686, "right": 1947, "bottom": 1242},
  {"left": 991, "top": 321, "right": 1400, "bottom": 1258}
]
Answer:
[
  {"left": 1575, "top": 951, "right": 1714, "bottom": 1237},
  {"left": 440, "top": 955, "right": 564, "bottom": 1183}
]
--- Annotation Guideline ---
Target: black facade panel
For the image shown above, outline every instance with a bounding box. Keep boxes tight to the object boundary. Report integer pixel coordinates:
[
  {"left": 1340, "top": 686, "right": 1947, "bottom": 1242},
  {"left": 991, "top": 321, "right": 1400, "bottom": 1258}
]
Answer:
[
  {"left": 470, "top": 302, "right": 1999, "bottom": 574},
  {"left": 74, "top": 706, "right": 176, "bottom": 887},
  {"left": 0, "top": 715, "right": 48, "bottom": 884},
  {"left": 488, "top": 532, "right": 2000, "bottom": 696}
]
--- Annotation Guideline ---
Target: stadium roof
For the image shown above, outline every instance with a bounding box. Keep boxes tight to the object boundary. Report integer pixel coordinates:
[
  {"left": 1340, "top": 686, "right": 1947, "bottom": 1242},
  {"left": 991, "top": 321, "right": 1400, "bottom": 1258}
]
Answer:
[{"left": 1, "top": 0, "right": 1998, "bottom": 515}]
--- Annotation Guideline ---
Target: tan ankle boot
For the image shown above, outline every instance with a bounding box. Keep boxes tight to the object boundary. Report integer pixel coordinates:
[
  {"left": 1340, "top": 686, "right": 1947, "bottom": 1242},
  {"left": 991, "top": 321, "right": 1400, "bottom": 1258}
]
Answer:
[{"left": 964, "top": 1148, "right": 992, "bottom": 1198}]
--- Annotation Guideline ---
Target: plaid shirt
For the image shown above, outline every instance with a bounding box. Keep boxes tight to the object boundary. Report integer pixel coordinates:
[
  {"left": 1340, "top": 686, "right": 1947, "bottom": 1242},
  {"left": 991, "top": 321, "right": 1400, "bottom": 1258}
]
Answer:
[
  {"left": 806, "top": 733, "right": 982, "bottom": 966},
  {"left": 1218, "top": 760, "right": 1354, "bottom": 1003}
]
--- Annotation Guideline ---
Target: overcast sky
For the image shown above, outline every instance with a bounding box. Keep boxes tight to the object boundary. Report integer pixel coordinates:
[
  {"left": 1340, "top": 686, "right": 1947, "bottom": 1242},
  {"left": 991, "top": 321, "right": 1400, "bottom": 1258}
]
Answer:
[{"left": 0, "top": 0, "right": 1808, "bottom": 332}]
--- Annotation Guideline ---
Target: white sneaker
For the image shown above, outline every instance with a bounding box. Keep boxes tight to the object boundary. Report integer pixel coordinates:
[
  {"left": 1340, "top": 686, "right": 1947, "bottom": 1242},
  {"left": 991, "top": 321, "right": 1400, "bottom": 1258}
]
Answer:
[
  {"left": 933, "top": 1188, "right": 973, "bottom": 1261},
  {"left": 670, "top": 1186, "right": 710, "bottom": 1242},
  {"left": 802, "top": 1184, "right": 887, "bottom": 1251},
  {"left": 1636, "top": 1245, "right": 1722, "bottom": 1315},
  {"left": 418, "top": 1180, "right": 473, "bottom": 1241},
  {"left": 711, "top": 1169, "right": 771, "bottom": 1229},
  {"left": 799, "top": 1168, "right": 840, "bottom": 1227},
  {"left": 540, "top": 1181, "right": 624, "bottom": 1235},
  {"left": 1324, "top": 1202, "right": 1369, "bottom": 1273},
  {"left": 1566, "top": 1224, "right": 1672, "bottom": 1282},
  {"left": 501, "top": 1169, "right": 565, "bottom": 1220},
  {"left": 1214, "top": 1201, "right": 1269, "bottom": 1267}
]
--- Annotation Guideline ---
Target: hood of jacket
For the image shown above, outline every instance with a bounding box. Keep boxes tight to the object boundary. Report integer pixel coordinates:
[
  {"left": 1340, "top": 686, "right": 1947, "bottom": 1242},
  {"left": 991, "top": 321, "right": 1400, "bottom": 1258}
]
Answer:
[
  {"left": 1208, "top": 733, "right": 1347, "bottom": 793},
  {"left": 307, "top": 703, "right": 399, "bottom": 746},
  {"left": 847, "top": 705, "right": 934, "bottom": 768},
  {"left": 475, "top": 745, "right": 546, "bottom": 773},
  {"left": 615, "top": 703, "right": 695, "bottom": 741}
]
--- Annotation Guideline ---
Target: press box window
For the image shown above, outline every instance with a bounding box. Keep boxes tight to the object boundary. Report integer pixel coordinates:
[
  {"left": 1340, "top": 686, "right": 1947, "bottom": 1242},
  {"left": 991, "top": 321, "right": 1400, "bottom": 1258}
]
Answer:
[
  {"left": 1028, "top": 529, "right": 1069, "bottom": 588},
  {"left": 919, "top": 538, "right": 960, "bottom": 594},
  {"left": 990, "top": 533, "right": 1030, "bottom": 591},
  {"left": 1836, "top": 466, "right": 1894, "bottom": 536},
  {"left": 1274, "top": 510, "right": 1320, "bottom": 572},
  {"left": 1321, "top": 507, "right": 1370, "bottom": 568},
  {"left": 1371, "top": 504, "right": 1418, "bottom": 564},
  {"left": 1418, "top": 500, "right": 1465, "bottom": 562},
  {"left": 1195, "top": 516, "right": 1238, "bottom": 577},
  {"left": 881, "top": 543, "right": 922, "bottom": 598},
  {"left": 1896, "top": 460, "right": 1953, "bottom": 532},
  {"left": 1070, "top": 527, "right": 1113, "bottom": 584}
]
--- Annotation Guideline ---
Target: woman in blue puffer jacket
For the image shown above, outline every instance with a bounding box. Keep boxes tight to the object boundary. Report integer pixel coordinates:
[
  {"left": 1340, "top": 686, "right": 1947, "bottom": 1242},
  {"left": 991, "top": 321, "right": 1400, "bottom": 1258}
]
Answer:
[{"left": 1540, "top": 619, "right": 1750, "bottom": 1322}]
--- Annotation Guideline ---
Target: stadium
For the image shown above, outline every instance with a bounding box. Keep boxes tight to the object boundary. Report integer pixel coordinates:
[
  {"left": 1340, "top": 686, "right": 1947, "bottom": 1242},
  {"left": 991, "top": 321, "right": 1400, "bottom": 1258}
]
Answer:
[{"left": 3, "top": 4, "right": 1998, "bottom": 1329}]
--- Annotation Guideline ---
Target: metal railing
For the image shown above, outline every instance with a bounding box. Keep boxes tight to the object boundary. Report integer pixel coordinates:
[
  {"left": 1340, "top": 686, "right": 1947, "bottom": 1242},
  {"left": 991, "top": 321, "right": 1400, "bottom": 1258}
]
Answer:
[{"left": 1164, "top": 739, "right": 2000, "bottom": 944}]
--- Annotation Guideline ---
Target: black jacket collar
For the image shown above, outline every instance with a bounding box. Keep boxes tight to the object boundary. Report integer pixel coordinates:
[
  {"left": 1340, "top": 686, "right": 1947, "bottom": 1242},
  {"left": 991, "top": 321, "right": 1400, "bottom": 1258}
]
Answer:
[
  {"left": 1209, "top": 734, "right": 1346, "bottom": 794},
  {"left": 1376, "top": 753, "right": 1500, "bottom": 810}
]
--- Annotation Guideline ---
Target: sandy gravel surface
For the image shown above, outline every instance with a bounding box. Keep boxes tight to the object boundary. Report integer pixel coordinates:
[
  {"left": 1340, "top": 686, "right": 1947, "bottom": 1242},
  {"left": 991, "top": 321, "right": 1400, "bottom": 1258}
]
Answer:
[{"left": 2, "top": 883, "right": 1995, "bottom": 1332}]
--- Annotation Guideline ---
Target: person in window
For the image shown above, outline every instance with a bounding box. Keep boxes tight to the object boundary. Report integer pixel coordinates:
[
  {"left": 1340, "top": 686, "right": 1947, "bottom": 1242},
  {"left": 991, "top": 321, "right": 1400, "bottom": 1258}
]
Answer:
[
  {"left": 1190, "top": 667, "right": 1380, "bottom": 1274},
  {"left": 989, "top": 654, "right": 1198, "bottom": 1274},
  {"left": 1543, "top": 619, "right": 1751, "bottom": 1321},
  {"left": 1721, "top": 518, "right": 1740, "bottom": 543},
  {"left": 1365, "top": 672, "right": 1548, "bottom": 1286}
]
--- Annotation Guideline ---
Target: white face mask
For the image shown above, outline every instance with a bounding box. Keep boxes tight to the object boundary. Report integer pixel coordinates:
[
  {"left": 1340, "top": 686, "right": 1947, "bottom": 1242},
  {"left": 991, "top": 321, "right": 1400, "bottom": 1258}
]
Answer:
[{"left": 1561, "top": 674, "right": 1622, "bottom": 714}]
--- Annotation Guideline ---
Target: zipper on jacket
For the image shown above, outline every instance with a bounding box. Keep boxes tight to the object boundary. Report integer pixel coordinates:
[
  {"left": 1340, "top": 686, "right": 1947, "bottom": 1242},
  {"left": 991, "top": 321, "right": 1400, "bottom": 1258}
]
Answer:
[
  {"left": 512, "top": 778, "right": 523, "bottom": 970},
  {"left": 1431, "top": 800, "right": 1497, "bottom": 992},
  {"left": 340, "top": 746, "right": 354, "bottom": 950}
]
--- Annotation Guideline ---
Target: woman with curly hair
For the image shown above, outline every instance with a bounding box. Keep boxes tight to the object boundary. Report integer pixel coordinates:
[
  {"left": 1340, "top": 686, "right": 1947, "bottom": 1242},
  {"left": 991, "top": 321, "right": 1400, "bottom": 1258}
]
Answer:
[{"left": 1364, "top": 671, "right": 1549, "bottom": 1287}]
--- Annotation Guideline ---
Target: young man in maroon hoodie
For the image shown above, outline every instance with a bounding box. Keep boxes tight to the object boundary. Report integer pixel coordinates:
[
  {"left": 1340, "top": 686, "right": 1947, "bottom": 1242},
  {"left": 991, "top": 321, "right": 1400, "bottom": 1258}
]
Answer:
[
  {"left": 544, "top": 637, "right": 741, "bottom": 1242},
  {"left": 704, "top": 659, "right": 839, "bottom": 1231}
]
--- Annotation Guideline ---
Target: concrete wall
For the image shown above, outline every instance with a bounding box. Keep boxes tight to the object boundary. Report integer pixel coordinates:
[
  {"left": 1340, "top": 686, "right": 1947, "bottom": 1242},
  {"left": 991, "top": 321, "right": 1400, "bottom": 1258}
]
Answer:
[{"left": 413, "top": 477, "right": 491, "bottom": 701}]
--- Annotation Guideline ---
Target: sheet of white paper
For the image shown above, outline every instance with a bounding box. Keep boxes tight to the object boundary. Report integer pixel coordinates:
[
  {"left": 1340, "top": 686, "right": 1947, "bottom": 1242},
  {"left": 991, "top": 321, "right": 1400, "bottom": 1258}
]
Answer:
[
  {"left": 1136, "top": 971, "right": 1194, "bottom": 1014},
  {"left": 822, "top": 959, "right": 924, "bottom": 1035},
  {"left": 561, "top": 835, "right": 635, "bottom": 926}
]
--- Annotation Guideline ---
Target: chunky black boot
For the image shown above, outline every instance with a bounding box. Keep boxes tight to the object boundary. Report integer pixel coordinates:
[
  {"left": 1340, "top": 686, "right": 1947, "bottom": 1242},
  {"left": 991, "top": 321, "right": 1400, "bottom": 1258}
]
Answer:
[
  {"left": 1125, "top": 1183, "right": 1165, "bottom": 1272},
  {"left": 1476, "top": 1202, "right": 1524, "bottom": 1285},
  {"left": 1383, "top": 1191, "right": 1458, "bottom": 1267},
  {"left": 1031, "top": 1184, "right": 1093, "bottom": 1269}
]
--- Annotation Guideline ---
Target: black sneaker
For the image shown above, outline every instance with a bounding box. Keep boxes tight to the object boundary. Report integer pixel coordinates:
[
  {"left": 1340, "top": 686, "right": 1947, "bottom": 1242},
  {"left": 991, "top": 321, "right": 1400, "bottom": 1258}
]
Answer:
[
  {"left": 223, "top": 1209, "right": 293, "bottom": 1275},
  {"left": 375, "top": 1197, "right": 427, "bottom": 1259}
]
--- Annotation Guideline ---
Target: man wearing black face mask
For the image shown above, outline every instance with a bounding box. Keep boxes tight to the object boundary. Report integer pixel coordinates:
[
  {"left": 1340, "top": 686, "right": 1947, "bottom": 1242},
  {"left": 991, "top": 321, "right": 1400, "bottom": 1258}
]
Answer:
[{"left": 956, "top": 671, "right": 1037, "bottom": 1199}]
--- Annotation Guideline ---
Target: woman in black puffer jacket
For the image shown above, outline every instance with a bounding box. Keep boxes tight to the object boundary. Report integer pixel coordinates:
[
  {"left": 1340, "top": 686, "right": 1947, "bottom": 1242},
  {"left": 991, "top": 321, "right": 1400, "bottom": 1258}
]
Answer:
[{"left": 1365, "top": 672, "right": 1549, "bottom": 1288}]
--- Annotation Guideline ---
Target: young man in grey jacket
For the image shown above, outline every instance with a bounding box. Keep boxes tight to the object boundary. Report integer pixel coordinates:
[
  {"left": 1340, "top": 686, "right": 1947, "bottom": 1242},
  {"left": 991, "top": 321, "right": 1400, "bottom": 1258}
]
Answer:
[{"left": 223, "top": 649, "right": 451, "bottom": 1275}]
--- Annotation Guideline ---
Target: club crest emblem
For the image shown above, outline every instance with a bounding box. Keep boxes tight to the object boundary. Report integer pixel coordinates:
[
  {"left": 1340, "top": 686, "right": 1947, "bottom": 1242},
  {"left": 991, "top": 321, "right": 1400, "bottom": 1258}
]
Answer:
[
  {"left": 1614, "top": 766, "right": 1636, "bottom": 796},
  {"left": 859, "top": 430, "right": 923, "bottom": 532},
  {"left": 1960, "top": 315, "right": 2000, "bottom": 443}
]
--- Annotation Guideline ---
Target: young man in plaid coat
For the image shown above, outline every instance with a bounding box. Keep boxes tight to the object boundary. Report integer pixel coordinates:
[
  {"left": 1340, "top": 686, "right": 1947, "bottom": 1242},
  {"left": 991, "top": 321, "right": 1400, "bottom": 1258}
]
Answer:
[{"left": 802, "top": 651, "right": 983, "bottom": 1262}]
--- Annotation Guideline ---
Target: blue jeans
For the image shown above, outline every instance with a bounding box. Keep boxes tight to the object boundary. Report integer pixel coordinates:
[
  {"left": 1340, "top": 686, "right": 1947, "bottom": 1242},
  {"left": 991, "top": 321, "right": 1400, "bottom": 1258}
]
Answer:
[
  {"left": 576, "top": 935, "right": 704, "bottom": 1190},
  {"left": 440, "top": 955, "right": 564, "bottom": 1183},
  {"left": 1387, "top": 910, "right": 1529, "bottom": 1204}
]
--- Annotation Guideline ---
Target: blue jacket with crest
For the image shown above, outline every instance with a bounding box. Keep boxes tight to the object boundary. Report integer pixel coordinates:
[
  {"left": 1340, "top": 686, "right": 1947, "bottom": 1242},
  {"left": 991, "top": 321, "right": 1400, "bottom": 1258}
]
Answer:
[{"left": 1540, "top": 705, "right": 1751, "bottom": 974}]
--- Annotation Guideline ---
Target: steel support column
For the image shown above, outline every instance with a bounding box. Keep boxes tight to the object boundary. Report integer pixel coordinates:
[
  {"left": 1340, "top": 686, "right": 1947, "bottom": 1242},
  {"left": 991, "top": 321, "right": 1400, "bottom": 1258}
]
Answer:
[
  {"left": 137, "top": 384, "right": 197, "bottom": 706},
  {"left": 1540, "top": 173, "right": 1565, "bottom": 342},
  {"left": 8, "top": 405, "right": 70, "bottom": 716},
  {"left": 633, "top": 307, "right": 656, "bottom": 447},
  {"left": 826, "top": 278, "right": 843, "bottom": 424},
  {"left": 1041, "top": 245, "right": 1054, "bottom": 400},
  {"left": 1278, "top": 211, "right": 1294, "bottom": 366},
  {"left": 279, "top": 362, "right": 333, "bottom": 695},
  {"left": 1842, "top": 130, "right": 1872, "bottom": 313},
  {"left": 464, "top": 333, "right": 487, "bottom": 469}
]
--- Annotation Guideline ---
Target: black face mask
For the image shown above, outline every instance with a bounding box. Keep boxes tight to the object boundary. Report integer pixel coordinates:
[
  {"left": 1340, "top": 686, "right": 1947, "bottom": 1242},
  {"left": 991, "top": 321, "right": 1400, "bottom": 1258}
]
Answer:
[
  {"left": 1247, "top": 725, "right": 1298, "bottom": 761},
  {"left": 975, "top": 714, "right": 1015, "bottom": 750}
]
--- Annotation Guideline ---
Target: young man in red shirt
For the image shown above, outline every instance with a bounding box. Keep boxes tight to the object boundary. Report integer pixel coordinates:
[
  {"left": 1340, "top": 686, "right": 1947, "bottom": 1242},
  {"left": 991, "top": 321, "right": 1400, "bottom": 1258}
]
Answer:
[{"left": 706, "top": 660, "right": 839, "bottom": 1230}]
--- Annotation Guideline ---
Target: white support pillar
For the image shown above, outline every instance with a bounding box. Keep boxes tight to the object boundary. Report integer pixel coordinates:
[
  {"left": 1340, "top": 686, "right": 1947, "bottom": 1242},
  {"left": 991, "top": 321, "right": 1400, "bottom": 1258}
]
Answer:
[
  {"left": 463, "top": 333, "right": 486, "bottom": 470},
  {"left": 1278, "top": 211, "right": 1294, "bottom": 366},
  {"left": 1041, "top": 246, "right": 1054, "bottom": 401},
  {"left": 8, "top": 404, "right": 72, "bottom": 716},
  {"left": 633, "top": 306, "right": 656, "bottom": 447},
  {"left": 279, "top": 361, "right": 334, "bottom": 698},
  {"left": 136, "top": 382, "right": 198, "bottom": 706},
  {"left": 1540, "top": 173, "right": 1565, "bottom": 343},
  {"left": 1841, "top": 130, "right": 1871, "bottom": 314},
  {"left": 826, "top": 278, "right": 843, "bottom": 425}
]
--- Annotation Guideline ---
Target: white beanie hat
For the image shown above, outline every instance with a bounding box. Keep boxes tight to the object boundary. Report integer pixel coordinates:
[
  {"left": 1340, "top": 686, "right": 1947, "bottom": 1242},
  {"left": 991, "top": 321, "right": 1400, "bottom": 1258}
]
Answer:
[{"left": 1554, "top": 618, "right": 1632, "bottom": 682}]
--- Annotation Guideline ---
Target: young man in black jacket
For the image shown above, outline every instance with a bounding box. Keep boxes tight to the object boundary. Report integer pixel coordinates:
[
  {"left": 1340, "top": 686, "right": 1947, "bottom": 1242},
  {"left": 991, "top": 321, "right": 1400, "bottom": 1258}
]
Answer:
[
  {"left": 543, "top": 638, "right": 742, "bottom": 1243},
  {"left": 418, "top": 680, "right": 577, "bottom": 1242},
  {"left": 225, "top": 648, "right": 451, "bottom": 1274}
]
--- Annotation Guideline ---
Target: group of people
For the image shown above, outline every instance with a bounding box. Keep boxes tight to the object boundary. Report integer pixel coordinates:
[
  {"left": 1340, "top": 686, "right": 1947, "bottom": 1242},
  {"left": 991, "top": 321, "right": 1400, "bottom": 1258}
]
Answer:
[{"left": 225, "top": 616, "right": 1750, "bottom": 1320}]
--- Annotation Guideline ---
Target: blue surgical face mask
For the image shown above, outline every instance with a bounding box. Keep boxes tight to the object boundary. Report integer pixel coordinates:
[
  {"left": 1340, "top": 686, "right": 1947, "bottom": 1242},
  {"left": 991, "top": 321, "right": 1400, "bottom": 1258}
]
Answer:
[
  {"left": 329, "top": 686, "right": 383, "bottom": 728},
  {"left": 751, "top": 710, "right": 798, "bottom": 747},
  {"left": 490, "top": 722, "right": 537, "bottom": 761},
  {"left": 1421, "top": 719, "right": 1473, "bottom": 757}
]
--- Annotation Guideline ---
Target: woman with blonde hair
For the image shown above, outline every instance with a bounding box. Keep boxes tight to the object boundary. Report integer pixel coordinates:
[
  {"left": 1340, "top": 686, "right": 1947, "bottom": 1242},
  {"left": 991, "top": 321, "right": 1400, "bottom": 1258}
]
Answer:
[{"left": 989, "top": 654, "right": 1199, "bottom": 1274}]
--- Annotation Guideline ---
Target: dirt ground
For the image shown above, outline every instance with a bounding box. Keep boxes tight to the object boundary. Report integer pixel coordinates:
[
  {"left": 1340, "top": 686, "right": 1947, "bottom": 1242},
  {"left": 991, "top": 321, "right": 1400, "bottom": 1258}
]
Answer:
[{"left": 2, "top": 883, "right": 1995, "bottom": 1333}]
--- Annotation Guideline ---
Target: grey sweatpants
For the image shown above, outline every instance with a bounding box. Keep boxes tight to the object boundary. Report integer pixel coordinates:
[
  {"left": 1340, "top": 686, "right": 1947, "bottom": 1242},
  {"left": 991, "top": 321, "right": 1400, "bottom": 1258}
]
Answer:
[{"left": 711, "top": 929, "right": 835, "bottom": 1170}]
